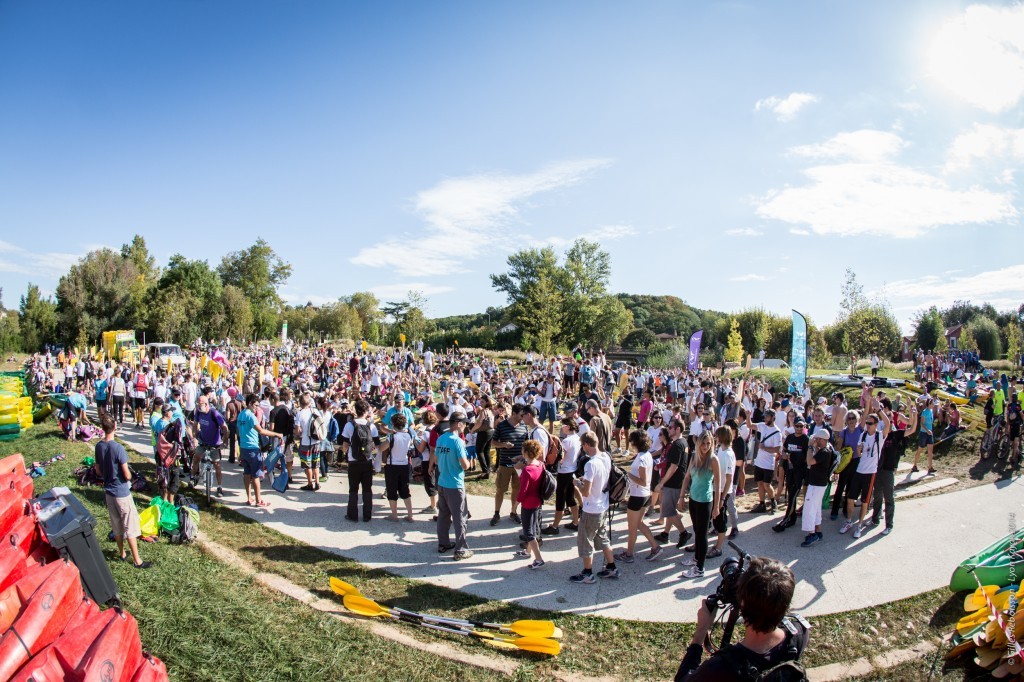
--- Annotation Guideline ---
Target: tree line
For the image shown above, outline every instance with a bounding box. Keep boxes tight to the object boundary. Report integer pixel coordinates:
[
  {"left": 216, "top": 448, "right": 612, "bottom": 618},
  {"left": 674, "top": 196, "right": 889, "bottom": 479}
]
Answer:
[{"left": 0, "top": 235, "right": 1020, "bottom": 368}]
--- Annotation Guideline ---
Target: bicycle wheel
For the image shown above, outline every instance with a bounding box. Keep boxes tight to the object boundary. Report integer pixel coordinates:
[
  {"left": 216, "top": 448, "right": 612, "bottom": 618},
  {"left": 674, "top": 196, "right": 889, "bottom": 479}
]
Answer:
[{"left": 205, "top": 464, "right": 213, "bottom": 506}]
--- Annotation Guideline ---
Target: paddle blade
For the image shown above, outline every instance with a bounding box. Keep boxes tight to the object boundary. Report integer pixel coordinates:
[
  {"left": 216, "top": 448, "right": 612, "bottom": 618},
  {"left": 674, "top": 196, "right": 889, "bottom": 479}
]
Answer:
[
  {"left": 508, "top": 619, "right": 557, "bottom": 639},
  {"left": 343, "top": 594, "right": 389, "bottom": 618},
  {"left": 330, "top": 577, "right": 362, "bottom": 598},
  {"left": 551, "top": 626, "right": 563, "bottom": 640},
  {"left": 513, "top": 636, "right": 562, "bottom": 656}
]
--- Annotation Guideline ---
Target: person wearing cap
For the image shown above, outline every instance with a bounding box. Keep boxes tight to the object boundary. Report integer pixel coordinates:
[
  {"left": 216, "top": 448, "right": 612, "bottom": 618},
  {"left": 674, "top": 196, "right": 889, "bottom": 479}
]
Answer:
[
  {"left": 774, "top": 418, "right": 809, "bottom": 532},
  {"left": 538, "top": 372, "right": 560, "bottom": 433},
  {"left": 435, "top": 412, "right": 473, "bottom": 560},
  {"left": 749, "top": 409, "right": 781, "bottom": 513},
  {"left": 800, "top": 429, "right": 838, "bottom": 547}
]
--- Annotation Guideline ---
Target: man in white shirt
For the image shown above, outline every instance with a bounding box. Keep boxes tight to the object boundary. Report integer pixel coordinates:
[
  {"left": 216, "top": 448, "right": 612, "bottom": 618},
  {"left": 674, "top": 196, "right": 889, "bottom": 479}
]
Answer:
[
  {"left": 294, "top": 392, "right": 321, "bottom": 492},
  {"left": 182, "top": 375, "right": 198, "bottom": 420},
  {"left": 569, "top": 431, "right": 617, "bottom": 584},
  {"left": 751, "top": 409, "right": 782, "bottom": 513},
  {"left": 539, "top": 373, "right": 560, "bottom": 432}
]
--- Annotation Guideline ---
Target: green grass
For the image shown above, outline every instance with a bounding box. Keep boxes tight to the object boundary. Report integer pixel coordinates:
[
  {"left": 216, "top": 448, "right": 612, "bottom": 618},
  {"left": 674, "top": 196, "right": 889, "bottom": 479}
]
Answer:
[
  {"left": 3, "top": 417, "right": 972, "bottom": 681},
  {"left": 2, "top": 421, "right": 507, "bottom": 682}
]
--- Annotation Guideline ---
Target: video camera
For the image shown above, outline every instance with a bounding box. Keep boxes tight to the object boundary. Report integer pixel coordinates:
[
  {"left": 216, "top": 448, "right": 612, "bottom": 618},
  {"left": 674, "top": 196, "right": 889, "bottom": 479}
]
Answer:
[{"left": 703, "top": 541, "right": 753, "bottom": 650}]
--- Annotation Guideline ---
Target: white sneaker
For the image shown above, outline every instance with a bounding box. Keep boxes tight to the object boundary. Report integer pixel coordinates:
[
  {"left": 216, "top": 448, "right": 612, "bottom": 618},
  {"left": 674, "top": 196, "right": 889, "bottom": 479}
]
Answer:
[
  {"left": 881, "top": 527, "right": 892, "bottom": 536},
  {"left": 852, "top": 523, "right": 862, "bottom": 539},
  {"left": 839, "top": 521, "right": 854, "bottom": 534}
]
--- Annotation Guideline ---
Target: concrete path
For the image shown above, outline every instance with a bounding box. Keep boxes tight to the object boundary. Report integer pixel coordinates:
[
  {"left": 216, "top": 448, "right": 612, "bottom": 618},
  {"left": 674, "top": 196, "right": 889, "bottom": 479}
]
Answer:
[{"left": 110, "top": 421, "right": 1024, "bottom": 623}]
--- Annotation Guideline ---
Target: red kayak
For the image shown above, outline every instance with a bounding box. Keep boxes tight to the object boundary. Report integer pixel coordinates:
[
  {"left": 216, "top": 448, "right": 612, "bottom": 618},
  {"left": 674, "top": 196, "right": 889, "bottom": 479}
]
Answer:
[
  {"left": 0, "top": 474, "right": 33, "bottom": 539},
  {"left": 13, "top": 604, "right": 142, "bottom": 682},
  {"left": 0, "top": 559, "right": 84, "bottom": 678},
  {"left": 0, "top": 557, "right": 64, "bottom": 632},
  {"left": 131, "top": 653, "right": 170, "bottom": 682},
  {"left": 10, "top": 598, "right": 102, "bottom": 681},
  {"left": 0, "top": 453, "right": 26, "bottom": 476},
  {"left": 0, "top": 512, "right": 54, "bottom": 594}
]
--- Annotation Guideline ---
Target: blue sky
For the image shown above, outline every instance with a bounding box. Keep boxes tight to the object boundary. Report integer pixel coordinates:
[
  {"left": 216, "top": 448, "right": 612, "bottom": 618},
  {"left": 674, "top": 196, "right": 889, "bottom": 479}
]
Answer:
[{"left": 1, "top": 0, "right": 1022, "bottom": 333}]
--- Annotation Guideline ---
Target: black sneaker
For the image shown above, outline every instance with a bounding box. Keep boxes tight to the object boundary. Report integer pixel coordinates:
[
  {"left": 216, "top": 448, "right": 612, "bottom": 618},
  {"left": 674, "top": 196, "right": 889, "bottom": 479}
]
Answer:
[
  {"left": 728, "top": 528, "right": 738, "bottom": 540},
  {"left": 490, "top": 512, "right": 500, "bottom": 527},
  {"left": 676, "top": 530, "right": 692, "bottom": 549},
  {"left": 749, "top": 502, "right": 767, "bottom": 513},
  {"left": 541, "top": 526, "right": 560, "bottom": 536},
  {"left": 133, "top": 561, "right": 153, "bottom": 569},
  {"left": 654, "top": 532, "right": 669, "bottom": 543},
  {"left": 438, "top": 543, "right": 456, "bottom": 553},
  {"left": 566, "top": 523, "right": 579, "bottom": 532},
  {"left": 216, "top": 487, "right": 224, "bottom": 498},
  {"left": 772, "top": 521, "right": 788, "bottom": 533},
  {"left": 510, "top": 512, "right": 521, "bottom": 524}
]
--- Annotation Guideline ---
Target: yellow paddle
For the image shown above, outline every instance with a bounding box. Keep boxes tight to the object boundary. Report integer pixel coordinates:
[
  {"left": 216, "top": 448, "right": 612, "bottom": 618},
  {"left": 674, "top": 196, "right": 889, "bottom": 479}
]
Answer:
[
  {"left": 342, "top": 595, "right": 561, "bottom": 655},
  {"left": 329, "top": 577, "right": 361, "bottom": 598},
  {"left": 329, "top": 577, "right": 561, "bottom": 639}
]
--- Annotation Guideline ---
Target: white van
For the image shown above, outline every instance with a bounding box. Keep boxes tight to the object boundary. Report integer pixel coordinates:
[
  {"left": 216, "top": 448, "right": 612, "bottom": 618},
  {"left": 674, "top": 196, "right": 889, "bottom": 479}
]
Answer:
[{"left": 145, "top": 343, "right": 188, "bottom": 368}]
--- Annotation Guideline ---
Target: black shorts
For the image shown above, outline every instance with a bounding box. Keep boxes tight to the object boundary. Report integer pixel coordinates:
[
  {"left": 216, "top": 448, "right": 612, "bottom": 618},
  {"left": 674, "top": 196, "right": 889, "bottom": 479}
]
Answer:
[
  {"left": 133, "top": 397, "right": 147, "bottom": 410},
  {"left": 1010, "top": 422, "right": 1021, "bottom": 440},
  {"left": 626, "top": 495, "right": 650, "bottom": 512},
  {"left": 615, "top": 417, "right": 631, "bottom": 430},
  {"left": 753, "top": 466, "right": 774, "bottom": 483},
  {"left": 847, "top": 471, "right": 874, "bottom": 503}
]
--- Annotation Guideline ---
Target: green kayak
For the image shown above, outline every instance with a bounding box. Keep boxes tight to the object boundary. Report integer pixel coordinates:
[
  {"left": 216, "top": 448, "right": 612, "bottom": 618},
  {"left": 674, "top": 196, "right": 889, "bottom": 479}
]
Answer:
[{"left": 950, "top": 528, "right": 1024, "bottom": 592}]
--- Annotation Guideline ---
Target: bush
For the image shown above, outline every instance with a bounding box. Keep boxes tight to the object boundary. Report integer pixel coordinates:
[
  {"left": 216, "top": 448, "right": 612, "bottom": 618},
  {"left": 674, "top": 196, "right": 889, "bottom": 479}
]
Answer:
[{"left": 972, "top": 317, "right": 1003, "bottom": 361}]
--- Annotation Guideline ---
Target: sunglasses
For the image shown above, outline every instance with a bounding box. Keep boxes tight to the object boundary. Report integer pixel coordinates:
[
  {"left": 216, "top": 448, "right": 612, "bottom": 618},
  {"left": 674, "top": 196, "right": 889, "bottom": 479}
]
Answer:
[{"left": 866, "top": 420, "right": 878, "bottom": 426}]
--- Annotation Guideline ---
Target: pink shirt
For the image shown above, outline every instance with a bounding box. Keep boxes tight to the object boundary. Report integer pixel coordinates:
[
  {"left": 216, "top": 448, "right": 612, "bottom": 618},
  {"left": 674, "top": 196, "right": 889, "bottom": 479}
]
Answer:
[{"left": 516, "top": 461, "right": 544, "bottom": 510}]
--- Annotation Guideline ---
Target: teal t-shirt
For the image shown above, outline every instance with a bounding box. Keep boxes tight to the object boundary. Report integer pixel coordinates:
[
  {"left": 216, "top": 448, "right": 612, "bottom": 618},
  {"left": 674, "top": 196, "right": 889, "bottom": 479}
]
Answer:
[
  {"left": 435, "top": 431, "right": 468, "bottom": 489},
  {"left": 689, "top": 464, "right": 714, "bottom": 503},
  {"left": 921, "top": 408, "right": 934, "bottom": 433},
  {"left": 237, "top": 409, "right": 260, "bottom": 450},
  {"left": 94, "top": 378, "right": 108, "bottom": 401}
]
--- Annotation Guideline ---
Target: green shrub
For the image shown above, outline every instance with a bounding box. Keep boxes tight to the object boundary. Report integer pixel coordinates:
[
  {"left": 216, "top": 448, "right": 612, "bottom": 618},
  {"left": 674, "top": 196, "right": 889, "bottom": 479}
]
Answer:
[{"left": 726, "top": 368, "right": 792, "bottom": 394}]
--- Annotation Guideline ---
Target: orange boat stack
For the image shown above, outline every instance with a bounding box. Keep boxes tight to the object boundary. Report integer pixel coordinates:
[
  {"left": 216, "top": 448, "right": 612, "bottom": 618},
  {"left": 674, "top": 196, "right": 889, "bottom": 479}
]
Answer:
[{"left": 0, "top": 452, "right": 169, "bottom": 681}]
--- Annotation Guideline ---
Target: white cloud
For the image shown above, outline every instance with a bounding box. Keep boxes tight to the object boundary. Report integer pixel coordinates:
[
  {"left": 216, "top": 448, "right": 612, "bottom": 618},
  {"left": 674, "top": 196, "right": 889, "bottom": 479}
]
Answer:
[
  {"left": 757, "top": 159, "right": 1017, "bottom": 238},
  {"left": 927, "top": 4, "right": 1024, "bottom": 114},
  {"left": 368, "top": 283, "right": 456, "bottom": 300},
  {"left": 0, "top": 241, "right": 84, "bottom": 278},
  {"left": 588, "top": 224, "right": 637, "bottom": 241},
  {"left": 726, "top": 228, "right": 763, "bottom": 237},
  {"left": 880, "top": 264, "right": 1024, "bottom": 314},
  {"left": 754, "top": 92, "right": 820, "bottom": 122},
  {"left": 350, "top": 158, "right": 612, "bottom": 276},
  {"left": 730, "top": 274, "right": 768, "bottom": 282},
  {"left": 789, "top": 228, "right": 811, "bottom": 236},
  {"left": 945, "top": 123, "right": 1024, "bottom": 172},
  {"left": 789, "top": 129, "right": 907, "bottom": 163}
]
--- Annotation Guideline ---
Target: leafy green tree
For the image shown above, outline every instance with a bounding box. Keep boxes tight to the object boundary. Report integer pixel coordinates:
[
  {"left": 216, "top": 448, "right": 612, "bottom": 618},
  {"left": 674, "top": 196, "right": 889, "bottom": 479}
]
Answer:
[
  {"left": 55, "top": 248, "right": 140, "bottom": 344},
  {"left": 972, "top": 317, "right": 1003, "bottom": 360},
  {"left": 217, "top": 239, "right": 292, "bottom": 340},
  {"left": 913, "top": 307, "right": 944, "bottom": 352},
  {"left": 149, "top": 284, "right": 199, "bottom": 343},
  {"left": 515, "top": 271, "right": 563, "bottom": 354},
  {"left": 220, "top": 284, "right": 254, "bottom": 341},
  {"left": 156, "top": 255, "right": 223, "bottom": 341},
  {"left": 839, "top": 268, "right": 867, "bottom": 318},
  {"left": 934, "top": 333, "right": 948, "bottom": 354},
  {"left": 1005, "top": 324, "right": 1022, "bottom": 366},
  {"left": 342, "top": 292, "right": 382, "bottom": 339},
  {"left": 958, "top": 324, "right": 978, "bottom": 353},
  {"left": 734, "top": 308, "right": 770, "bottom": 358},
  {"left": 844, "top": 305, "right": 901, "bottom": 359},
  {"left": 623, "top": 328, "right": 658, "bottom": 349},
  {"left": 19, "top": 284, "right": 57, "bottom": 351},
  {"left": 589, "top": 296, "right": 633, "bottom": 349},
  {"left": 724, "top": 319, "right": 745, "bottom": 364},
  {"left": 119, "top": 235, "right": 160, "bottom": 331}
]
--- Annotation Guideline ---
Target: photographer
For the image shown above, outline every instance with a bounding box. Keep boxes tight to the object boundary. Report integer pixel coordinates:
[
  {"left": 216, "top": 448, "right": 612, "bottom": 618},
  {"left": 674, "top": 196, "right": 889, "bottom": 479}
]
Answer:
[{"left": 675, "top": 556, "right": 808, "bottom": 681}]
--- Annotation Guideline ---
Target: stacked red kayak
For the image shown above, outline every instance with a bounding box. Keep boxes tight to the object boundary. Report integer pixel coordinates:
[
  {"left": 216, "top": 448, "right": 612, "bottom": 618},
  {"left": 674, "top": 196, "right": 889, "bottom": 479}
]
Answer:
[{"left": 0, "top": 453, "right": 170, "bottom": 681}]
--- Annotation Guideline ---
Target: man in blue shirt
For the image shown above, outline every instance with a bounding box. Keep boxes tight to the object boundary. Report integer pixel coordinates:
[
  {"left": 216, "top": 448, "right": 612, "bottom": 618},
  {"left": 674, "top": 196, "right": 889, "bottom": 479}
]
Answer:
[
  {"left": 93, "top": 375, "right": 109, "bottom": 418},
  {"left": 238, "top": 393, "right": 282, "bottom": 507},
  {"left": 93, "top": 414, "right": 151, "bottom": 569},
  {"left": 435, "top": 413, "right": 473, "bottom": 560},
  {"left": 190, "top": 393, "right": 229, "bottom": 497},
  {"left": 382, "top": 394, "right": 415, "bottom": 436}
]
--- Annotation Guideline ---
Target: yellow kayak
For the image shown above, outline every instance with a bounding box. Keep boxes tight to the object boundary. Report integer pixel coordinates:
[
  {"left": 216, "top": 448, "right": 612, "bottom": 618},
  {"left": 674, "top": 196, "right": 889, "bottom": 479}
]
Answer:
[
  {"left": 904, "top": 381, "right": 925, "bottom": 394},
  {"left": 937, "top": 389, "right": 970, "bottom": 406}
]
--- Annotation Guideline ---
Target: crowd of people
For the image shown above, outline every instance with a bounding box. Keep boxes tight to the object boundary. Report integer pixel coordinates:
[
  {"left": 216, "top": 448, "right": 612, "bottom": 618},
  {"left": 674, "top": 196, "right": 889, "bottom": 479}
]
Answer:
[{"left": 27, "top": 337, "right": 1012, "bottom": 587}]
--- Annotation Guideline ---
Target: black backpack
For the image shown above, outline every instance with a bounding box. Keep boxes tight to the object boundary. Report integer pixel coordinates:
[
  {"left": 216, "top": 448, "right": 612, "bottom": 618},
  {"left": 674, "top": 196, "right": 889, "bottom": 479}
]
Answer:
[
  {"left": 713, "top": 616, "right": 809, "bottom": 682},
  {"left": 350, "top": 421, "right": 372, "bottom": 461},
  {"left": 539, "top": 467, "right": 557, "bottom": 502},
  {"left": 604, "top": 462, "right": 629, "bottom": 506}
]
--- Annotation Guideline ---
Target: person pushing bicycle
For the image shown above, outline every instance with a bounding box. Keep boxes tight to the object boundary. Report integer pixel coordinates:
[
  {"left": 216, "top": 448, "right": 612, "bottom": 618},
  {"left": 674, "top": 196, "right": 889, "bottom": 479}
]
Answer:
[{"left": 191, "top": 390, "right": 229, "bottom": 498}]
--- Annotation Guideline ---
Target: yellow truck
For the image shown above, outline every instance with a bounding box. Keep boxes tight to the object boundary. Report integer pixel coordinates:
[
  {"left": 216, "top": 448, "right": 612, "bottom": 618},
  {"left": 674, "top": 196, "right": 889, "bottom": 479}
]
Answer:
[{"left": 102, "top": 330, "right": 141, "bottom": 366}]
